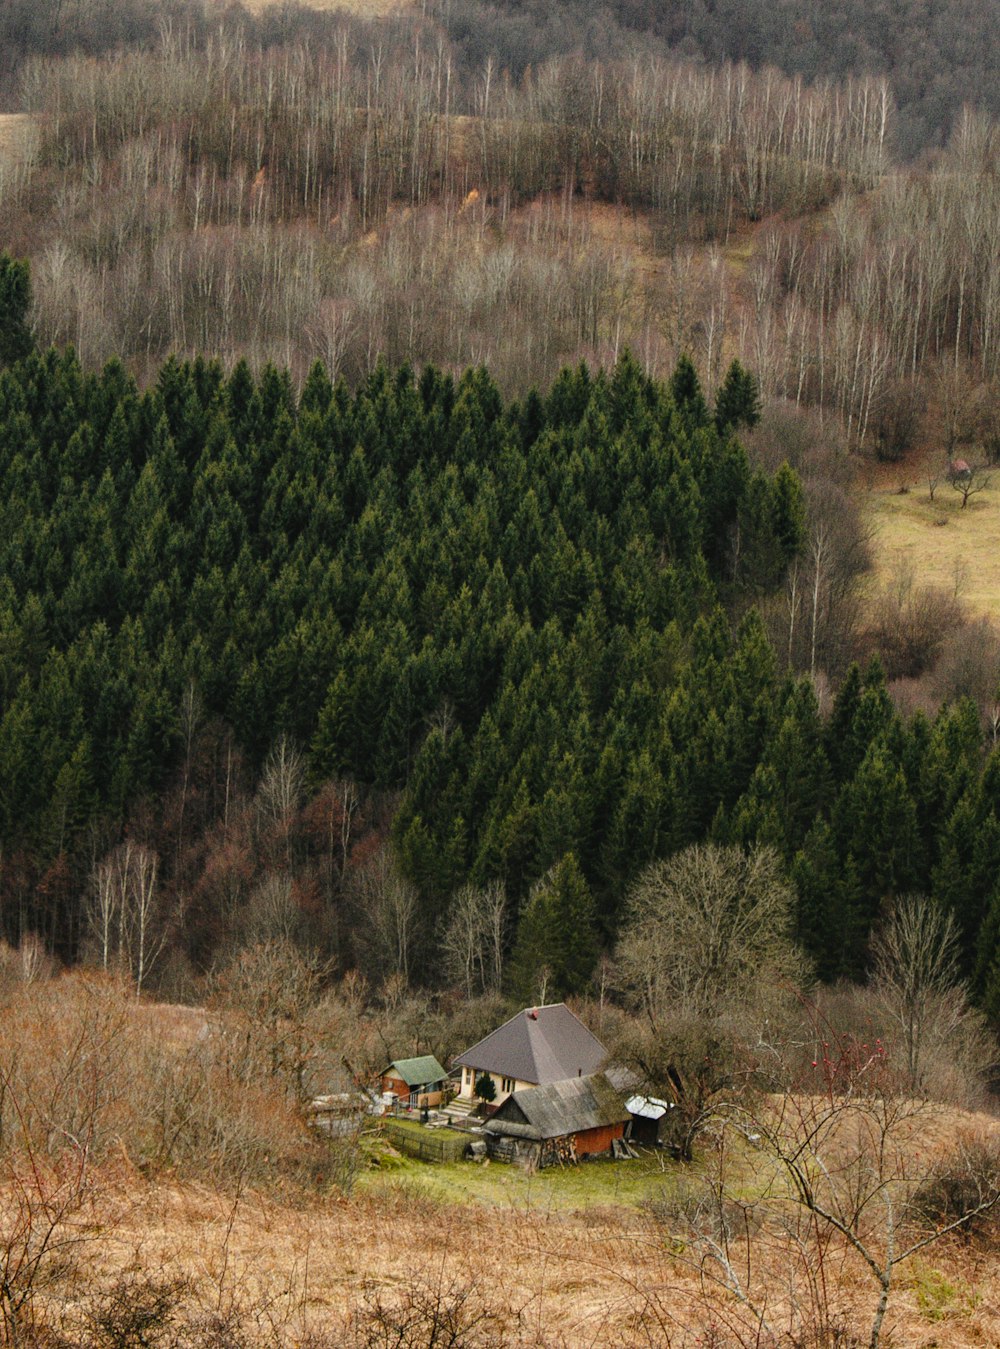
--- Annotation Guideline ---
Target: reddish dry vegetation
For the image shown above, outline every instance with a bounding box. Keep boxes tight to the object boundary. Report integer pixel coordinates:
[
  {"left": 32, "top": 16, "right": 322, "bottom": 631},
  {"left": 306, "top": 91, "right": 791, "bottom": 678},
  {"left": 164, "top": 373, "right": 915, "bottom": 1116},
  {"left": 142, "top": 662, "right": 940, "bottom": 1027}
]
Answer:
[{"left": 3, "top": 1146, "right": 1000, "bottom": 1348}]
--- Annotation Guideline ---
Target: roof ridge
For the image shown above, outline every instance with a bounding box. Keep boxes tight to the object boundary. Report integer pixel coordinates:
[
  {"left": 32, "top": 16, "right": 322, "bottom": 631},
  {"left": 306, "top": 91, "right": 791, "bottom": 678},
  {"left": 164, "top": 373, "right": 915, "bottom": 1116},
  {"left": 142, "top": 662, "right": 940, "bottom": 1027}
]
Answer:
[{"left": 523, "top": 1009, "right": 542, "bottom": 1083}]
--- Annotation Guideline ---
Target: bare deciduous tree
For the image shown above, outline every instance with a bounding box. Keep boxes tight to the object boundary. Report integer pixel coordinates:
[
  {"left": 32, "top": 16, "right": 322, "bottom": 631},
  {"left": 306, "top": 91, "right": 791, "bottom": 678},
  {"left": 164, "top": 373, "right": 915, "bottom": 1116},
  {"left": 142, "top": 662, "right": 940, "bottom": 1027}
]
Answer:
[
  {"left": 349, "top": 847, "right": 418, "bottom": 984},
  {"left": 949, "top": 461, "right": 991, "bottom": 508},
  {"left": 441, "top": 881, "right": 507, "bottom": 998},
  {"left": 87, "top": 843, "right": 165, "bottom": 995},
  {"left": 256, "top": 735, "right": 304, "bottom": 866},
  {"left": 211, "top": 938, "right": 328, "bottom": 1103},
  {"left": 870, "top": 893, "right": 996, "bottom": 1097},
  {"left": 617, "top": 843, "right": 806, "bottom": 1024}
]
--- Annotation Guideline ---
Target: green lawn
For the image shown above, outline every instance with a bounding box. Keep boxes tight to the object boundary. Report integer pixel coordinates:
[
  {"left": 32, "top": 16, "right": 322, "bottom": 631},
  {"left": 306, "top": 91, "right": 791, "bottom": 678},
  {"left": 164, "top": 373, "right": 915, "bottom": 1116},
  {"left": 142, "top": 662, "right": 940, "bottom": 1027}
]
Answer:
[{"left": 357, "top": 1137, "right": 694, "bottom": 1213}]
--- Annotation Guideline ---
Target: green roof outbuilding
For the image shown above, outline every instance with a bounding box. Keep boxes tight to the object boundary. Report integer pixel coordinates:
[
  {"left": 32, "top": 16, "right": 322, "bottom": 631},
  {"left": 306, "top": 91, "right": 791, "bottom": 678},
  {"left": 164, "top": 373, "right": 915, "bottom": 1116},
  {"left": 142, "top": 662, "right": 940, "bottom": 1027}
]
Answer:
[{"left": 382, "top": 1055, "right": 448, "bottom": 1088}]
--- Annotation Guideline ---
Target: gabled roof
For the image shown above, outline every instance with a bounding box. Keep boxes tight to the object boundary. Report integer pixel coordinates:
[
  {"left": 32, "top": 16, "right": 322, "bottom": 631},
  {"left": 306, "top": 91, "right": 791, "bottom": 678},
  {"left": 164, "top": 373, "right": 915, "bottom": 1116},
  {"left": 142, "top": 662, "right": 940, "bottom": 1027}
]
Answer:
[
  {"left": 453, "top": 1004, "right": 607, "bottom": 1085},
  {"left": 485, "top": 1073, "right": 629, "bottom": 1141},
  {"left": 382, "top": 1055, "right": 448, "bottom": 1088}
]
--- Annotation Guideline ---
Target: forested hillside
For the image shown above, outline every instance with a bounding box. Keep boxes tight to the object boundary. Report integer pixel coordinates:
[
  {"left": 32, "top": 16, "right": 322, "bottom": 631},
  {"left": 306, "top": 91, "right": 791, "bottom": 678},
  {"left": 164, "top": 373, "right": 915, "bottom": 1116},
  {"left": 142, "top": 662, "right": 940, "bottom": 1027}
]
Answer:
[
  {"left": 1, "top": 323, "right": 999, "bottom": 1022},
  {"left": 435, "top": 0, "right": 1000, "bottom": 155},
  {"left": 4, "top": 0, "right": 998, "bottom": 154},
  {"left": 2, "top": 25, "right": 997, "bottom": 466}
]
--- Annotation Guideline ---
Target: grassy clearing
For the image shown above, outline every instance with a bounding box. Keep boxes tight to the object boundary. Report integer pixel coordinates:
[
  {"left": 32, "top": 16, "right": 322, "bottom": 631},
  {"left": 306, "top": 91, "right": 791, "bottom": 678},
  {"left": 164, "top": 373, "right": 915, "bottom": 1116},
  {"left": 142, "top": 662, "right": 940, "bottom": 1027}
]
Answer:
[
  {"left": 0, "top": 114, "right": 37, "bottom": 165},
  {"left": 358, "top": 1139, "right": 693, "bottom": 1212},
  {"left": 865, "top": 476, "right": 1000, "bottom": 618}
]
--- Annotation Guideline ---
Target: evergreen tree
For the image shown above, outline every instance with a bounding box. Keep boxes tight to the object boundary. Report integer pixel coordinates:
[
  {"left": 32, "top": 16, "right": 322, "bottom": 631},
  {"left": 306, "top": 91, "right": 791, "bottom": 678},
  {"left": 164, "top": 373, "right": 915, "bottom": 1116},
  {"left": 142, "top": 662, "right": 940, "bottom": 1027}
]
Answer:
[
  {"left": 0, "top": 253, "right": 33, "bottom": 367},
  {"left": 507, "top": 852, "right": 599, "bottom": 1002},
  {"left": 670, "top": 354, "right": 710, "bottom": 429},
  {"left": 714, "top": 359, "right": 761, "bottom": 433}
]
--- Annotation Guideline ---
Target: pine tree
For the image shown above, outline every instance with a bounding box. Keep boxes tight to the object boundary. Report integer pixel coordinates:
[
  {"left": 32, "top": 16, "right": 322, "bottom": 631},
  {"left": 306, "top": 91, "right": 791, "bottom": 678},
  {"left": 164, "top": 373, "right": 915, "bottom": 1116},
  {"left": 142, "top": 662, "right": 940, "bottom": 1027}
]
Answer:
[
  {"left": 714, "top": 359, "right": 761, "bottom": 433},
  {"left": 508, "top": 852, "right": 599, "bottom": 1002},
  {"left": 0, "top": 253, "right": 33, "bottom": 367},
  {"left": 670, "top": 354, "right": 710, "bottom": 429}
]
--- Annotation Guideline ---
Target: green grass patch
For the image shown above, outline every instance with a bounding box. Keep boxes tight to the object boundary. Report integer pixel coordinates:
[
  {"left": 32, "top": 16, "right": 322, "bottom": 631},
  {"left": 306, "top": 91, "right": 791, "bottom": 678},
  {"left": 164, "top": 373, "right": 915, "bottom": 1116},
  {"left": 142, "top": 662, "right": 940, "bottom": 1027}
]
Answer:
[
  {"left": 905, "top": 1261, "right": 980, "bottom": 1322},
  {"left": 357, "top": 1142, "right": 695, "bottom": 1213}
]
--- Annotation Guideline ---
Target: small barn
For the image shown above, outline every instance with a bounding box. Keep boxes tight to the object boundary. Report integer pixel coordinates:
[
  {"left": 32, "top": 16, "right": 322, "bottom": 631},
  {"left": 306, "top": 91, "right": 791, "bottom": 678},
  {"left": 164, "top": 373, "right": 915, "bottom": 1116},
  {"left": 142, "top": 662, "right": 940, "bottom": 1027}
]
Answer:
[
  {"left": 483, "top": 1072, "right": 629, "bottom": 1169},
  {"left": 379, "top": 1055, "right": 449, "bottom": 1110}
]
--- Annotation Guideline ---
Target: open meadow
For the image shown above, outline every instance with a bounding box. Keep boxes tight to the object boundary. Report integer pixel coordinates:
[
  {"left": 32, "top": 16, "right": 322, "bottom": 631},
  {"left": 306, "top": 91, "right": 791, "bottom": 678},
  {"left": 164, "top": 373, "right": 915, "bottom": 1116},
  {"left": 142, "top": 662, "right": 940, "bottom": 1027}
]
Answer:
[
  {"left": 866, "top": 474, "right": 1000, "bottom": 619},
  {"left": 6, "top": 1119, "right": 1000, "bottom": 1347}
]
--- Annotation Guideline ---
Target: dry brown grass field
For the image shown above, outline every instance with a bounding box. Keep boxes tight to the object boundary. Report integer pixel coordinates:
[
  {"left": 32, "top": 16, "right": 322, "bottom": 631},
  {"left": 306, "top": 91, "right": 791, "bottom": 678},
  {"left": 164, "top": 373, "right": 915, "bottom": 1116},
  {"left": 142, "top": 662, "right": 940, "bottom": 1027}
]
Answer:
[
  {"left": 0, "top": 114, "right": 37, "bottom": 166},
  {"left": 866, "top": 472, "right": 1000, "bottom": 620},
  {"left": 1, "top": 978, "right": 999, "bottom": 1345},
  {"left": 7, "top": 1126, "right": 1000, "bottom": 1347}
]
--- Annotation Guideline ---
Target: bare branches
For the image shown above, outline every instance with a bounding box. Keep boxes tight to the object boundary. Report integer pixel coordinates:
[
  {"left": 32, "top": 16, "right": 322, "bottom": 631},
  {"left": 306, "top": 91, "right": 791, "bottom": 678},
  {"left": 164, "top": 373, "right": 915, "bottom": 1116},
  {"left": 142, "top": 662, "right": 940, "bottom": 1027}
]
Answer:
[
  {"left": 617, "top": 843, "right": 806, "bottom": 1024},
  {"left": 870, "top": 894, "right": 997, "bottom": 1098},
  {"left": 86, "top": 843, "right": 166, "bottom": 995},
  {"left": 441, "top": 881, "right": 507, "bottom": 998}
]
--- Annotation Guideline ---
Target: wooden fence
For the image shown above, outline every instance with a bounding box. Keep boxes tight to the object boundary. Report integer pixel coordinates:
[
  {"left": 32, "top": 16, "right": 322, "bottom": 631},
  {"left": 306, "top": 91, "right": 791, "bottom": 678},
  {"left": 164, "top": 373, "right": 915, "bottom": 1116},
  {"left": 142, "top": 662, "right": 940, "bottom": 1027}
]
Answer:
[{"left": 382, "top": 1120, "right": 470, "bottom": 1163}]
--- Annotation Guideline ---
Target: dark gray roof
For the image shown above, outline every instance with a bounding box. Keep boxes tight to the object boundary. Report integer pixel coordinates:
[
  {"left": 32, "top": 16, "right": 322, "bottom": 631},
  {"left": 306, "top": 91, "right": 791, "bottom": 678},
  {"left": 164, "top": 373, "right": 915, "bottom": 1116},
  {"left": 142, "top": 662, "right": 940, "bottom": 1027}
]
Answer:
[
  {"left": 485, "top": 1073, "right": 629, "bottom": 1141},
  {"left": 453, "top": 1003, "right": 607, "bottom": 1084},
  {"left": 382, "top": 1056, "right": 448, "bottom": 1088}
]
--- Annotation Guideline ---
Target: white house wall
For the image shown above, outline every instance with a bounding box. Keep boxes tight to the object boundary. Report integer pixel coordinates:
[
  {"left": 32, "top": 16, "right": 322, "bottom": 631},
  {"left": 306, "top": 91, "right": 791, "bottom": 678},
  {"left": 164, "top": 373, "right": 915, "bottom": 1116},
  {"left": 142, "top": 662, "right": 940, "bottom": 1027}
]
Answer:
[{"left": 457, "top": 1065, "right": 534, "bottom": 1103}]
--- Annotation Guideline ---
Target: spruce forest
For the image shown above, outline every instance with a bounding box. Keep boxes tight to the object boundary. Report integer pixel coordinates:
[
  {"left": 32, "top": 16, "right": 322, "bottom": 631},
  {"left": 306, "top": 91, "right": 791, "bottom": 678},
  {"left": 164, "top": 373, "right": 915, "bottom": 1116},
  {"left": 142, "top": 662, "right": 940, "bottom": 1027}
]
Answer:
[{"left": 2, "top": 329, "right": 1000, "bottom": 1013}]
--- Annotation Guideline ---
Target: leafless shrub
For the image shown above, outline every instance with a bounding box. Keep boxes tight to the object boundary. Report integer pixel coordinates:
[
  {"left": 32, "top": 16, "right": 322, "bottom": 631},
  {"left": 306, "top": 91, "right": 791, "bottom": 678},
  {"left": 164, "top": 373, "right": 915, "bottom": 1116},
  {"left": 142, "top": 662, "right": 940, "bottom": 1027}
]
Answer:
[
  {"left": 910, "top": 1133, "right": 1000, "bottom": 1246},
  {"left": 865, "top": 564, "right": 964, "bottom": 679},
  {"left": 930, "top": 616, "right": 1000, "bottom": 715},
  {"left": 83, "top": 1270, "right": 190, "bottom": 1347},
  {"left": 349, "top": 1270, "right": 520, "bottom": 1349},
  {"left": 0, "top": 1108, "right": 100, "bottom": 1345}
]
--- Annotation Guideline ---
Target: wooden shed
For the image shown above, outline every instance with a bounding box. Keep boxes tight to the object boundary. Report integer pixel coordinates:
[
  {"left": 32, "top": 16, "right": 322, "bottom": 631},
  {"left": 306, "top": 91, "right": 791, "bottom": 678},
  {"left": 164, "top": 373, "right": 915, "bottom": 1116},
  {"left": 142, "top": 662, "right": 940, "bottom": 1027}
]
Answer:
[
  {"left": 483, "top": 1072, "right": 629, "bottom": 1170},
  {"left": 625, "top": 1093, "right": 676, "bottom": 1147},
  {"left": 379, "top": 1055, "right": 449, "bottom": 1110}
]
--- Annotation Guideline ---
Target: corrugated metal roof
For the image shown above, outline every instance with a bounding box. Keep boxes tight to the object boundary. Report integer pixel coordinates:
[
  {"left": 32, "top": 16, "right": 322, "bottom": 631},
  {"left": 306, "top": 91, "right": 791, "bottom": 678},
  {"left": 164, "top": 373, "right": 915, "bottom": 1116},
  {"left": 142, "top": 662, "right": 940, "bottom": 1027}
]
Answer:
[
  {"left": 625, "top": 1095, "right": 673, "bottom": 1121},
  {"left": 383, "top": 1056, "right": 448, "bottom": 1088},
  {"left": 485, "top": 1073, "right": 629, "bottom": 1140},
  {"left": 453, "top": 1004, "right": 607, "bottom": 1084}
]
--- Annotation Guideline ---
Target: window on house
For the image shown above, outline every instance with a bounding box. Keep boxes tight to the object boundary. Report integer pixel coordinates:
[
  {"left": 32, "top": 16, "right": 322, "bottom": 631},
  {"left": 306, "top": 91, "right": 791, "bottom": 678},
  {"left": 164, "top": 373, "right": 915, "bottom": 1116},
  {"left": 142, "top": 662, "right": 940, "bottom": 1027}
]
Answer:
[{"left": 502, "top": 1077, "right": 515, "bottom": 1093}]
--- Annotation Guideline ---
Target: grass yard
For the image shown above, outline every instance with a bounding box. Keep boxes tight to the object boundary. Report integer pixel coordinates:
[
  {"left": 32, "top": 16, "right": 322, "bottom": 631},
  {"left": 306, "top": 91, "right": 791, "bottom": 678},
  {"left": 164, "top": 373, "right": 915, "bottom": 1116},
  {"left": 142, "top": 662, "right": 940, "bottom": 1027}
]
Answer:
[
  {"left": 866, "top": 476, "right": 1000, "bottom": 619},
  {"left": 359, "top": 1136, "right": 693, "bottom": 1213}
]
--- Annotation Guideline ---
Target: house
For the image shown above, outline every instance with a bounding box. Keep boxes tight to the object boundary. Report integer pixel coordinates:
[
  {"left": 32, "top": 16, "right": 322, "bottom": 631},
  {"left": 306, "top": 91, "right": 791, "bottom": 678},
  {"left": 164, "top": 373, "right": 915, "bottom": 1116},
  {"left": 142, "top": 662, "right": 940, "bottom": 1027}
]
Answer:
[
  {"left": 453, "top": 1003, "right": 608, "bottom": 1104},
  {"left": 379, "top": 1055, "right": 449, "bottom": 1110},
  {"left": 483, "top": 1072, "right": 630, "bottom": 1169}
]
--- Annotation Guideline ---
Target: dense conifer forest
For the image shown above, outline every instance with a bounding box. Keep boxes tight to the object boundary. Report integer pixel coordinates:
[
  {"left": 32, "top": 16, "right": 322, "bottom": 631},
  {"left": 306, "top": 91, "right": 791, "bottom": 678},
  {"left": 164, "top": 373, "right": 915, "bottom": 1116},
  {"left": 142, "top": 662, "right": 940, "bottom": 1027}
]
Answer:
[{"left": 1, "top": 291, "right": 999, "bottom": 1023}]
